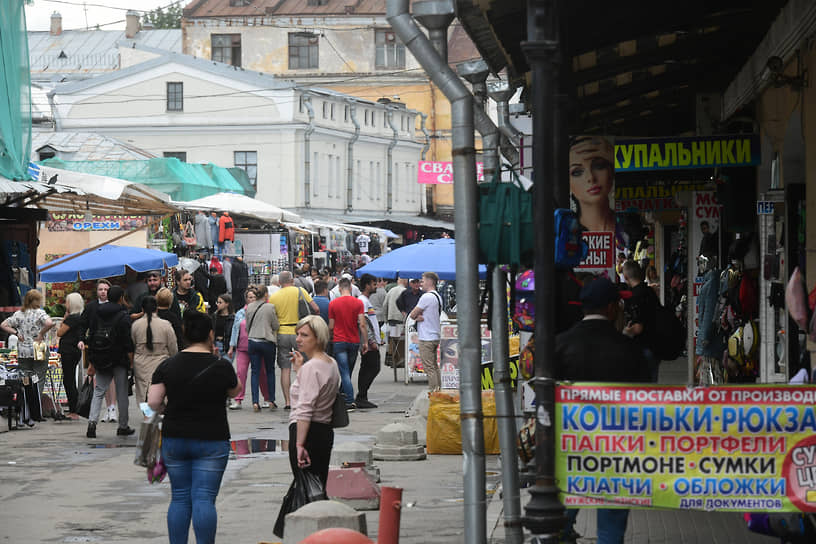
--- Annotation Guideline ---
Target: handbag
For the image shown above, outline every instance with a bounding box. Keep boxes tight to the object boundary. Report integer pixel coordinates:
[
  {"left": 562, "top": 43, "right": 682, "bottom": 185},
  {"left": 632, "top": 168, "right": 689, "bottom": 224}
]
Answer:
[
  {"left": 76, "top": 376, "right": 93, "bottom": 419},
  {"left": 134, "top": 414, "right": 162, "bottom": 468},
  {"left": 331, "top": 388, "right": 349, "bottom": 428},
  {"left": 478, "top": 168, "right": 534, "bottom": 267},
  {"left": 273, "top": 469, "right": 327, "bottom": 538},
  {"left": 297, "top": 287, "right": 311, "bottom": 320}
]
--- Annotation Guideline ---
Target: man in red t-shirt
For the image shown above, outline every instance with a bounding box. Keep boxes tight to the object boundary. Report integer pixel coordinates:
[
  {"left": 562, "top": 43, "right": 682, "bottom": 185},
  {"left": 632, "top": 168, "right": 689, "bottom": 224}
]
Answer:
[{"left": 328, "top": 277, "right": 367, "bottom": 409}]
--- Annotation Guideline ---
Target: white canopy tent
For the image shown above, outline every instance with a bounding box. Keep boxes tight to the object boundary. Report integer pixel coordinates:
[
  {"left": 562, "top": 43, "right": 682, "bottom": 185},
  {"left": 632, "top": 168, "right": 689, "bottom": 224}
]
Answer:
[{"left": 177, "top": 192, "right": 302, "bottom": 224}]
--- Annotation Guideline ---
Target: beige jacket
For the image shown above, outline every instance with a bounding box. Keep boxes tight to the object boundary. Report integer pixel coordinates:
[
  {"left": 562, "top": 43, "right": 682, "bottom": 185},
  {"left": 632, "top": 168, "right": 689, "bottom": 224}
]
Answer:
[
  {"left": 131, "top": 314, "right": 178, "bottom": 372},
  {"left": 246, "top": 301, "right": 280, "bottom": 343}
]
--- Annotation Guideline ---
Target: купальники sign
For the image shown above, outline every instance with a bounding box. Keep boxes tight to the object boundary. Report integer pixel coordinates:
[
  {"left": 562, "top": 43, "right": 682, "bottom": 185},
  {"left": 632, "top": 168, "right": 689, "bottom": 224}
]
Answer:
[{"left": 614, "top": 135, "right": 760, "bottom": 172}]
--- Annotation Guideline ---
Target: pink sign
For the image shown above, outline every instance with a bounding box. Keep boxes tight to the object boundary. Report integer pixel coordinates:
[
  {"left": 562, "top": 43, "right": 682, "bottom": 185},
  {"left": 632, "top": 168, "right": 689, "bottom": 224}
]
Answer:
[{"left": 417, "top": 161, "right": 484, "bottom": 184}]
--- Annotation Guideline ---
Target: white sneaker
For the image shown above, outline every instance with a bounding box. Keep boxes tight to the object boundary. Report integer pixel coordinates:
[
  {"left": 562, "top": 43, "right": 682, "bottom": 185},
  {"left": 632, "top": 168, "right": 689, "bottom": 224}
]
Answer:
[
  {"left": 261, "top": 401, "right": 270, "bottom": 409},
  {"left": 100, "top": 410, "right": 109, "bottom": 423},
  {"left": 108, "top": 405, "right": 117, "bottom": 423}
]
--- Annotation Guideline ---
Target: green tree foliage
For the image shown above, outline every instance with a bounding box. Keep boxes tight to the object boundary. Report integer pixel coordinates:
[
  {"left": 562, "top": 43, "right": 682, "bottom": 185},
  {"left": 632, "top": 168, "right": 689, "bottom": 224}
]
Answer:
[{"left": 143, "top": 3, "right": 182, "bottom": 29}]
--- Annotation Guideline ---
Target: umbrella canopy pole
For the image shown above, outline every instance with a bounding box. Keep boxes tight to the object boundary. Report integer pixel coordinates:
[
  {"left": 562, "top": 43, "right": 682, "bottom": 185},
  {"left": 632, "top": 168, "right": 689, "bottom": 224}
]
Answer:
[{"left": 38, "top": 214, "right": 170, "bottom": 274}]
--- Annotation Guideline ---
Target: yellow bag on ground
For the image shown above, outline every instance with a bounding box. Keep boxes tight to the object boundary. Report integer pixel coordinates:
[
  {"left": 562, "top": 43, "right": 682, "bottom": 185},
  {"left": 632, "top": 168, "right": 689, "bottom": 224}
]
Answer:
[{"left": 426, "top": 390, "right": 500, "bottom": 454}]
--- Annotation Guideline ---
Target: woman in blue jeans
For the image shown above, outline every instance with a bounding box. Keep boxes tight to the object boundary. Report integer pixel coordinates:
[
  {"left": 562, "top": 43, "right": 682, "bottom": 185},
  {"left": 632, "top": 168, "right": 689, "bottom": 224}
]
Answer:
[{"left": 149, "top": 310, "right": 241, "bottom": 544}]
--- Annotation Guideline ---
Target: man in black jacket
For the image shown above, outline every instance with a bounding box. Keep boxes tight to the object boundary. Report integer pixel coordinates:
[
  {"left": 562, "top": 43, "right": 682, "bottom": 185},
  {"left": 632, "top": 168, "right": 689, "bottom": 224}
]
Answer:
[
  {"left": 85, "top": 286, "right": 135, "bottom": 439},
  {"left": 555, "top": 277, "right": 649, "bottom": 543}
]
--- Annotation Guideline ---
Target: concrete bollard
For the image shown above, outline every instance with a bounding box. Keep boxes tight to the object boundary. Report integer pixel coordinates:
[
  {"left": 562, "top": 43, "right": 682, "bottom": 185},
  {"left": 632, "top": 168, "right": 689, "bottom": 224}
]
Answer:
[
  {"left": 330, "top": 441, "right": 380, "bottom": 481},
  {"left": 282, "top": 500, "right": 367, "bottom": 544},
  {"left": 326, "top": 465, "right": 381, "bottom": 510},
  {"left": 372, "top": 422, "right": 426, "bottom": 461}
]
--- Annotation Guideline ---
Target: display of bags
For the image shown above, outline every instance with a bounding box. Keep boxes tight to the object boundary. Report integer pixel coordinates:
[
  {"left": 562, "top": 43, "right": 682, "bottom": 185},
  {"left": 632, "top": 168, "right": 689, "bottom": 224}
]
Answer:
[
  {"left": 273, "top": 469, "right": 327, "bottom": 538},
  {"left": 76, "top": 376, "right": 93, "bottom": 419}
]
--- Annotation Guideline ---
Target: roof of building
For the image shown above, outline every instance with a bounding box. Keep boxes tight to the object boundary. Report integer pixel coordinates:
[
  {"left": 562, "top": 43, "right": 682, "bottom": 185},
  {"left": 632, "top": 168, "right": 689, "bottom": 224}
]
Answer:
[
  {"left": 28, "top": 29, "right": 181, "bottom": 77},
  {"left": 50, "top": 48, "right": 295, "bottom": 95},
  {"left": 184, "top": 0, "right": 395, "bottom": 17},
  {"left": 32, "top": 132, "right": 156, "bottom": 162}
]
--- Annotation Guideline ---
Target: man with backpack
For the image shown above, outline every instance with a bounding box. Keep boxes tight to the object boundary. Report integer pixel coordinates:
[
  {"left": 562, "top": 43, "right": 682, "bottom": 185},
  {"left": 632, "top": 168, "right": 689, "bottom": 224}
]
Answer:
[
  {"left": 622, "top": 261, "right": 661, "bottom": 382},
  {"left": 409, "top": 271, "right": 443, "bottom": 392},
  {"left": 85, "top": 286, "right": 135, "bottom": 439}
]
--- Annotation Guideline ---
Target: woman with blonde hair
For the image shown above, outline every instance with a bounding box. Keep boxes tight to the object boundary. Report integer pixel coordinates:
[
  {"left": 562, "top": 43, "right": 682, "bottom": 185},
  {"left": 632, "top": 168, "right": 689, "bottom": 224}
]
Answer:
[
  {"left": 131, "top": 295, "right": 178, "bottom": 403},
  {"left": 275, "top": 315, "right": 339, "bottom": 538},
  {"left": 1, "top": 290, "right": 55, "bottom": 425},
  {"left": 57, "top": 292, "right": 85, "bottom": 419}
]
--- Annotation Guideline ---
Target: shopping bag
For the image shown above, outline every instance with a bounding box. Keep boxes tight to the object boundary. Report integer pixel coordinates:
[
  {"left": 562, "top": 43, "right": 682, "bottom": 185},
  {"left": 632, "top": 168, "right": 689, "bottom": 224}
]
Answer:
[
  {"left": 134, "top": 414, "right": 162, "bottom": 468},
  {"left": 273, "top": 469, "right": 327, "bottom": 538},
  {"left": 76, "top": 377, "right": 93, "bottom": 419}
]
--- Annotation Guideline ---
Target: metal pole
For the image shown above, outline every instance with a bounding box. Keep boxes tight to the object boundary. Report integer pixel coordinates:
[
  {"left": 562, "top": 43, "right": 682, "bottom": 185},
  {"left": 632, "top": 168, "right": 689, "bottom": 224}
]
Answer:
[
  {"left": 491, "top": 268, "right": 524, "bottom": 544},
  {"left": 386, "top": 2, "right": 486, "bottom": 541},
  {"left": 521, "top": 0, "right": 566, "bottom": 540}
]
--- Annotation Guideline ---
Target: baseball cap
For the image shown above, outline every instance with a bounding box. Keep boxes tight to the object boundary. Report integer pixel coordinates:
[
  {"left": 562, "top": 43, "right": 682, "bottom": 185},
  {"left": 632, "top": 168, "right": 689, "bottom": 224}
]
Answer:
[
  {"left": 341, "top": 273, "right": 354, "bottom": 281},
  {"left": 579, "top": 277, "right": 620, "bottom": 308}
]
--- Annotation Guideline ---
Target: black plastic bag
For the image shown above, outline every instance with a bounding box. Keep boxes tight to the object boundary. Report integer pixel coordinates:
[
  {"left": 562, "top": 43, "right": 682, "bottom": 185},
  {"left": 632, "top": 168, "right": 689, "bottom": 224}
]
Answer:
[
  {"left": 77, "top": 377, "right": 93, "bottom": 419},
  {"left": 273, "top": 469, "right": 327, "bottom": 538}
]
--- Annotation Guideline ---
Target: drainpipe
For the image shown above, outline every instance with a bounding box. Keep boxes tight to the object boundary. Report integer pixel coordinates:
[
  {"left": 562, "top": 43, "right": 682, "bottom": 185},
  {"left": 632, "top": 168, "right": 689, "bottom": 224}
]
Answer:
[
  {"left": 419, "top": 112, "right": 432, "bottom": 214},
  {"left": 386, "top": 108, "right": 399, "bottom": 213},
  {"left": 419, "top": 112, "right": 431, "bottom": 160},
  {"left": 487, "top": 81, "right": 522, "bottom": 148},
  {"left": 463, "top": 59, "right": 523, "bottom": 544},
  {"left": 412, "top": 0, "right": 454, "bottom": 61},
  {"left": 302, "top": 94, "right": 315, "bottom": 209},
  {"left": 521, "top": 0, "right": 566, "bottom": 539},
  {"left": 457, "top": 60, "right": 498, "bottom": 179},
  {"left": 345, "top": 99, "right": 360, "bottom": 212},
  {"left": 387, "top": 2, "right": 486, "bottom": 543}
]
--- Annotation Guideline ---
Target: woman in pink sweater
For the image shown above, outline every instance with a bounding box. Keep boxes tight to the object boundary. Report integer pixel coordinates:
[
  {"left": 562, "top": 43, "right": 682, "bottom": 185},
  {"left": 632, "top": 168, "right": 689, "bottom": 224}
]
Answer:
[{"left": 288, "top": 315, "right": 340, "bottom": 486}]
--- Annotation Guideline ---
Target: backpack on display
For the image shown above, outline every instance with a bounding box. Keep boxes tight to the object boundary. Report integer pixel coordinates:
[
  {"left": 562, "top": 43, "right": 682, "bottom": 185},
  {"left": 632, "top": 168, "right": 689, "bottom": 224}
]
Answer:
[
  {"left": 651, "top": 304, "right": 684, "bottom": 361},
  {"left": 89, "top": 312, "right": 124, "bottom": 368}
]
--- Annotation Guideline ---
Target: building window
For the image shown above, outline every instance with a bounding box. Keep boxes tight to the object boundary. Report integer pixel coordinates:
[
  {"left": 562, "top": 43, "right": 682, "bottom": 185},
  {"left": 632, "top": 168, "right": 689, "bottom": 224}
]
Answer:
[
  {"left": 364, "top": 110, "right": 369, "bottom": 126},
  {"left": 166, "top": 82, "right": 183, "bottom": 111},
  {"left": 371, "top": 111, "right": 376, "bottom": 127},
  {"left": 229, "top": 0, "right": 251, "bottom": 5},
  {"left": 164, "top": 151, "right": 187, "bottom": 162},
  {"left": 234, "top": 151, "right": 257, "bottom": 187},
  {"left": 37, "top": 146, "right": 56, "bottom": 161},
  {"left": 289, "top": 32, "right": 319, "bottom": 69},
  {"left": 212, "top": 34, "right": 241, "bottom": 67},
  {"left": 375, "top": 29, "right": 405, "bottom": 69},
  {"left": 330, "top": 103, "right": 335, "bottom": 120},
  {"left": 344, "top": 105, "right": 349, "bottom": 122},
  {"left": 322, "top": 102, "right": 329, "bottom": 119}
]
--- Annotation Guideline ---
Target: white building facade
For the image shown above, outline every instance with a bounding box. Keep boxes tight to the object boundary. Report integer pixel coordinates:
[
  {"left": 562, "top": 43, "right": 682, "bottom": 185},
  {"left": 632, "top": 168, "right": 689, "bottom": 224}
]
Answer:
[{"left": 47, "top": 51, "right": 423, "bottom": 216}]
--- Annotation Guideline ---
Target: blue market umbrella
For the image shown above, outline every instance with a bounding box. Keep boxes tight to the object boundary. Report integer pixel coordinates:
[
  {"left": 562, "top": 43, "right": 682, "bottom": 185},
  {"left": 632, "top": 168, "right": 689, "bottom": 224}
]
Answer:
[
  {"left": 39, "top": 245, "right": 179, "bottom": 282},
  {"left": 356, "top": 238, "right": 486, "bottom": 281}
]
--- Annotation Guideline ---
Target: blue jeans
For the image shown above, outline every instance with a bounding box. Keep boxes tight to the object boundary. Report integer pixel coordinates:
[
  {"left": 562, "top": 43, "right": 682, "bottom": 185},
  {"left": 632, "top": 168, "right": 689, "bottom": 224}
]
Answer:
[
  {"left": 332, "top": 342, "right": 359, "bottom": 404},
  {"left": 248, "top": 340, "right": 277, "bottom": 405},
  {"left": 564, "top": 508, "right": 629, "bottom": 544},
  {"left": 162, "top": 437, "right": 230, "bottom": 544}
]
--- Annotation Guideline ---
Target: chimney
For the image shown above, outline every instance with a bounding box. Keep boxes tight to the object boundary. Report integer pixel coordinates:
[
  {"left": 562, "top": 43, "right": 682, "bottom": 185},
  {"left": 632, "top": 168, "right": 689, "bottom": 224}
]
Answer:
[
  {"left": 50, "top": 12, "right": 62, "bottom": 36},
  {"left": 125, "top": 10, "right": 141, "bottom": 39}
]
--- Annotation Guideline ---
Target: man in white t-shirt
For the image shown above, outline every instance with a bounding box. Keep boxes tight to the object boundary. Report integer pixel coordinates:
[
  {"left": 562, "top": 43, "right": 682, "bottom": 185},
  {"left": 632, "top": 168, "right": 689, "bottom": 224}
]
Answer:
[
  {"left": 356, "top": 274, "right": 382, "bottom": 409},
  {"left": 409, "top": 271, "right": 443, "bottom": 391}
]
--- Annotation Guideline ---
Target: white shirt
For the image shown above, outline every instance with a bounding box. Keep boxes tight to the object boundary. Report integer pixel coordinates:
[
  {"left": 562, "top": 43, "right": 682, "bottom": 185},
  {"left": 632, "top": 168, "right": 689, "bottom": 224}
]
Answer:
[
  {"left": 359, "top": 294, "right": 381, "bottom": 344},
  {"left": 356, "top": 234, "right": 371, "bottom": 253},
  {"left": 330, "top": 284, "right": 360, "bottom": 300},
  {"left": 415, "top": 290, "right": 441, "bottom": 341}
]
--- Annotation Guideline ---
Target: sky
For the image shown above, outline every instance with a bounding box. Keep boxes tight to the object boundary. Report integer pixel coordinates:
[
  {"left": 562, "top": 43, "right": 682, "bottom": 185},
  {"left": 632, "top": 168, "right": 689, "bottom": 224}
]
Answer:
[{"left": 25, "top": 0, "right": 179, "bottom": 32}]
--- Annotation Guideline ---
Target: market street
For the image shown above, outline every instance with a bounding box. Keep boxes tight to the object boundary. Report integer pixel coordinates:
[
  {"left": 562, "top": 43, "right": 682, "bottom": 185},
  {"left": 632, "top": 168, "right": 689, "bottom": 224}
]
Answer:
[{"left": 0, "top": 355, "right": 775, "bottom": 544}]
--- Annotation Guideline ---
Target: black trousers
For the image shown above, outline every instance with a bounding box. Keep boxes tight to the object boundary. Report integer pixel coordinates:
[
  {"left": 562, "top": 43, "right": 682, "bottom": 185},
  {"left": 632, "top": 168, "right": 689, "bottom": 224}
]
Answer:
[
  {"left": 60, "top": 350, "right": 81, "bottom": 413},
  {"left": 288, "top": 421, "right": 333, "bottom": 488},
  {"left": 357, "top": 349, "right": 381, "bottom": 401}
]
